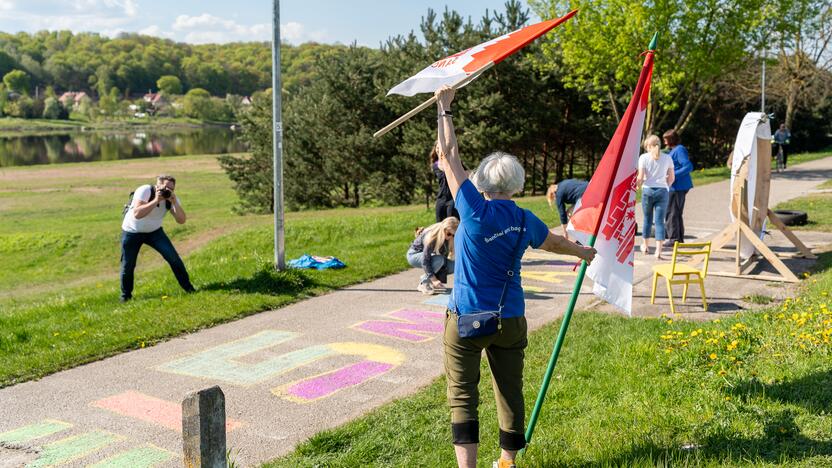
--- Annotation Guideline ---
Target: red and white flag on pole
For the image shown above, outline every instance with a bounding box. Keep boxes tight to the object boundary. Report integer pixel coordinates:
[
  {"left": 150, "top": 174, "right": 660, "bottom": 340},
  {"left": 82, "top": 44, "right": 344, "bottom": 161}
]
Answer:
[
  {"left": 567, "top": 40, "right": 656, "bottom": 314},
  {"left": 387, "top": 10, "right": 577, "bottom": 96}
]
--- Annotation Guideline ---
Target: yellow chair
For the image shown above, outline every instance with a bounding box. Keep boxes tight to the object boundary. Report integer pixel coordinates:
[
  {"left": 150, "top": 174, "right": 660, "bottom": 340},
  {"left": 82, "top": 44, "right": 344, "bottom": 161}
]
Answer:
[{"left": 650, "top": 242, "right": 711, "bottom": 313}]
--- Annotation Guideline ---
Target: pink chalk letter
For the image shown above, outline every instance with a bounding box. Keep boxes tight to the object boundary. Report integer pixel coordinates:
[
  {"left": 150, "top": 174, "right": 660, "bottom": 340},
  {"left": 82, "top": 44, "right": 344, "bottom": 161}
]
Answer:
[
  {"left": 92, "top": 391, "right": 242, "bottom": 432},
  {"left": 284, "top": 361, "right": 394, "bottom": 401},
  {"left": 353, "top": 309, "right": 444, "bottom": 342}
]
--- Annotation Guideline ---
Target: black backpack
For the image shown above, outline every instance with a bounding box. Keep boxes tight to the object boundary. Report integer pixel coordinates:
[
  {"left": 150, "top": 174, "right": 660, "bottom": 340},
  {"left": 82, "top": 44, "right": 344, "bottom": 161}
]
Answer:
[{"left": 123, "top": 185, "right": 171, "bottom": 217}]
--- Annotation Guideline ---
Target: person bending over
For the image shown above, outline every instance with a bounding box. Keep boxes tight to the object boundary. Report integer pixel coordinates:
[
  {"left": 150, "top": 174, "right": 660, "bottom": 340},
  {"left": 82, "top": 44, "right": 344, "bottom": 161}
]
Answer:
[
  {"left": 407, "top": 217, "right": 458, "bottom": 295},
  {"left": 434, "top": 86, "right": 596, "bottom": 468},
  {"left": 546, "top": 178, "right": 588, "bottom": 240},
  {"left": 120, "top": 174, "right": 195, "bottom": 302}
]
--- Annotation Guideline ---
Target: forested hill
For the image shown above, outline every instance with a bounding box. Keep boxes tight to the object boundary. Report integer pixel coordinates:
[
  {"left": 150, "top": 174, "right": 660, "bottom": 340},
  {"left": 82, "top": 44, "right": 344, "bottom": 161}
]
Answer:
[{"left": 0, "top": 31, "right": 339, "bottom": 97}]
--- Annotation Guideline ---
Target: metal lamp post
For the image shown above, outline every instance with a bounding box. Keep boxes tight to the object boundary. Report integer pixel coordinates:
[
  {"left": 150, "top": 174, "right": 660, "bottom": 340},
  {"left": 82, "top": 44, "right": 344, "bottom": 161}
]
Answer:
[{"left": 271, "top": 0, "right": 285, "bottom": 270}]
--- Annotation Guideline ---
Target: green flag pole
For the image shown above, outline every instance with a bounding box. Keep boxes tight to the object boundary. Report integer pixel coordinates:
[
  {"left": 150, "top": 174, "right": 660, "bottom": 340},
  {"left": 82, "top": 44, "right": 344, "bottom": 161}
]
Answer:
[
  {"left": 524, "top": 234, "right": 596, "bottom": 444},
  {"left": 523, "top": 31, "right": 658, "bottom": 449}
]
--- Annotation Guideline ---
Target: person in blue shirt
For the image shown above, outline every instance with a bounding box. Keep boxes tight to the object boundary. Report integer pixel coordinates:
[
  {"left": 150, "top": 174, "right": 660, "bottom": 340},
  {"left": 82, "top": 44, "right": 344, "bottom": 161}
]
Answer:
[
  {"left": 773, "top": 123, "right": 791, "bottom": 170},
  {"left": 434, "top": 86, "right": 596, "bottom": 468},
  {"left": 546, "top": 178, "right": 588, "bottom": 239},
  {"left": 662, "top": 129, "right": 694, "bottom": 245}
]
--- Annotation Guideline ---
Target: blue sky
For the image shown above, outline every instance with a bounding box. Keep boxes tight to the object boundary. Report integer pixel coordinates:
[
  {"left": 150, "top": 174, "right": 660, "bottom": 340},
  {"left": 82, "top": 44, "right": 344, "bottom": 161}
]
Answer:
[{"left": 0, "top": 1, "right": 539, "bottom": 46}]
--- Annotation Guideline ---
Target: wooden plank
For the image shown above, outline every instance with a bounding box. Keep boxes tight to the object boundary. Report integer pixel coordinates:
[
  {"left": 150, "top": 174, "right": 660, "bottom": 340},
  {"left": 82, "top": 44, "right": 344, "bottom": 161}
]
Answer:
[
  {"left": 738, "top": 222, "right": 800, "bottom": 282},
  {"left": 767, "top": 209, "right": 816, "bottom": 258},
  {"left": 709, "top": 271, "right": 800, "bottom": 283}
]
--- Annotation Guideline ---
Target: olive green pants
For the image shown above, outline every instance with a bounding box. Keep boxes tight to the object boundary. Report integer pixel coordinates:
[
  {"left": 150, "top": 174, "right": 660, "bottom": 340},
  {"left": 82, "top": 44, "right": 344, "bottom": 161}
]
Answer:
[{"left": 443, "top": 312, "right": 528, "bottom": 450}]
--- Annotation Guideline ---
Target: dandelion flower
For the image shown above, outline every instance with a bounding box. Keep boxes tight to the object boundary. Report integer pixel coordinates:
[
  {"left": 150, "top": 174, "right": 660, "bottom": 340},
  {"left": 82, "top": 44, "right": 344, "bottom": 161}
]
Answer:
[{"left": 709, "top": 353, "right": 717, "bottom": 360}]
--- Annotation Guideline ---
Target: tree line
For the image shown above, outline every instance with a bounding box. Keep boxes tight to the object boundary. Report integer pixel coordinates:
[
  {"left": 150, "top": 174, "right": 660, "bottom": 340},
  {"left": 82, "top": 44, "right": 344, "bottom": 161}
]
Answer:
[
  {"left": 220, "top": 0, "right": 831, "bottom": 213},
  {"left": 0, "top": 30, "right": 335, "bottom": 98}
]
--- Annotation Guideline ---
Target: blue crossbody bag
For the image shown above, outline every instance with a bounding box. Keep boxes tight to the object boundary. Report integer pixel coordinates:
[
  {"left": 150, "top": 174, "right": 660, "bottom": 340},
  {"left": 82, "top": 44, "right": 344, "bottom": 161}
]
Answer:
[{"left": 455, "top": 209, "right": 526, "bottom": 339}]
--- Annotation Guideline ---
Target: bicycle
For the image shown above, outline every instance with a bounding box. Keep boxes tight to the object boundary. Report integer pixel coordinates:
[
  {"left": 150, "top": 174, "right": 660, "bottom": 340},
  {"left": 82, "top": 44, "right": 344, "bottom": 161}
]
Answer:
[{"left": 772, "top": 141, "right": 787, "bottom": 172}]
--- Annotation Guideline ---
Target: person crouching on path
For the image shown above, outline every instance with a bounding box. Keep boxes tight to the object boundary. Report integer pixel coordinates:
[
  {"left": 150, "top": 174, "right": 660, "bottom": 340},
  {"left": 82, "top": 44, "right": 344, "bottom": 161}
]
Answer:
[
  {"left": 637, "top": 134, "right": 675, "bottom": 259},
  {"left": 120, "top": 174, "right": 195, "bottom": 302},
  {"left": 407, "top": 217, "right": 458, "bottom": 295},
  {"left": 434, "top": 86, "right": 596, "bottom": 468}
]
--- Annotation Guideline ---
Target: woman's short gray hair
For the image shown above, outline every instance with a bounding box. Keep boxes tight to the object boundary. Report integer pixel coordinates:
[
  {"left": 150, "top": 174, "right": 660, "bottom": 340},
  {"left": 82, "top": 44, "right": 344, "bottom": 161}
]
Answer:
[{"left": 471, "top": 151, "right": 525, "bottom": 196}]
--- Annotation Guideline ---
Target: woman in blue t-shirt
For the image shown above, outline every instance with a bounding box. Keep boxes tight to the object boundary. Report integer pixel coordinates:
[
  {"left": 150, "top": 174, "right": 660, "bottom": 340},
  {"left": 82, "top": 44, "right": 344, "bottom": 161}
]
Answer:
[{"left": 434, "top": 86, "right": 596, "bottom": 468}]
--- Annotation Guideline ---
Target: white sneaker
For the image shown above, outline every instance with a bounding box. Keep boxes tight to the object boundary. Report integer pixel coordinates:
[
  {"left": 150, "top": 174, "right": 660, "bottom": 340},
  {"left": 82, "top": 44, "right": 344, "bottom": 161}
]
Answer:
[{"left": 417, "top": 283, "right": 435, "bottom": 295}]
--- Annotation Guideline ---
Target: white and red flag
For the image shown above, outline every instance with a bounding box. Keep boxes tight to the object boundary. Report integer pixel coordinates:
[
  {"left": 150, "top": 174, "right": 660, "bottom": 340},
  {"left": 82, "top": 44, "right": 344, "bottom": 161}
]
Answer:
[
  {"left": 387, "top": 10, "right": 577, "bottom": 96},
  {"left": 566, "top": 39, "right": 656, "bottom": 314}
]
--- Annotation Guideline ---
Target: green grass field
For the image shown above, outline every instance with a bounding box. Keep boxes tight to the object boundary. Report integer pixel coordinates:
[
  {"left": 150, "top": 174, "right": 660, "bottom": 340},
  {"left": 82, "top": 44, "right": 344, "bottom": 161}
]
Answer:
[
  {"left": 268, "top": 255, "right": 832, "bottom": 466},
  {"left": 0, "top": 153, "right": 558, "bottom": 386},
  {"left": 1, "top": 151, "right": 829, "bottom": 388},
  {"left": 776, "top": 179, "right": 832, "bottom": 233},
  {"left": 1, "top": 149, "right": 830, "bottom": 465},
  {"left": 268, "top": 170, "right": 832, "bottom": 467}
]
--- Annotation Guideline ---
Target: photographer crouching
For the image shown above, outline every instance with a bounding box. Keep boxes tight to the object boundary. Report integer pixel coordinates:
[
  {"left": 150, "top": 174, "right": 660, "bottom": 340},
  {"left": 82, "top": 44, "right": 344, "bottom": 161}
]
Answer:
[{"left": 120, "top": 174, "right": 195, "bottom": 302}]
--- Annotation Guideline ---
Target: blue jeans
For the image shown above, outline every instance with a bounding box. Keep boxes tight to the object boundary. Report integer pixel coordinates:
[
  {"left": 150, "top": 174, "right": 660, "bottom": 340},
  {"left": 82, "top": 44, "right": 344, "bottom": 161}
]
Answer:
[
  {"left": 642, "top": 187, "right": 669, "bottom": 241},
  {"left": 120, "top": 228, "right": 194, "bottom": 300},
  {"left": 406, "top": 250, "right": 454, "bottom": 284}
]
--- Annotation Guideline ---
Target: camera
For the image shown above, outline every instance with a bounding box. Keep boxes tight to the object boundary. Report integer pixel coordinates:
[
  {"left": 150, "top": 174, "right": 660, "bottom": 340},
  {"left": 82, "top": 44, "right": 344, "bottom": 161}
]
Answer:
[{"left": 159, "top": 188, "right": 172, "bottom": 199}]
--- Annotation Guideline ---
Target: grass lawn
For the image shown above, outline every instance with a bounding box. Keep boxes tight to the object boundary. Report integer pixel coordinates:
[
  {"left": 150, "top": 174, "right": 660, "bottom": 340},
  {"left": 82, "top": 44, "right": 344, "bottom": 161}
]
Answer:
[
  {"left": 267, "top": 193, "right": 832, "bottom": 467},
  {"left": 775, "top": 179, "right": 832, "bottom": 233},
  {"left": 0, "top": 151, "right": 828, "bottom": 393}
]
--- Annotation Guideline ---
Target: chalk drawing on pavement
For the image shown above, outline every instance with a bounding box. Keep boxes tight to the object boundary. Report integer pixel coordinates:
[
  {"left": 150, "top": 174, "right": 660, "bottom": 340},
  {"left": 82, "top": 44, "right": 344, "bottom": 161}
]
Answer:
[
  {"left": 92, "top": 390, "right": 243, "bottom": 432},
  {"left": 156, "top": 330, "right": 330, "bottom": 386},
  {"left": 422, "top": 294, "right": 451, "bottom": 307},
  {"left": 27, "top": 430, "right": 123, "bottom": 468},
  {"left": 89, "top": 444, "right": 175, "bottom": 468},
  {"left": 352, "top": 309, "right": 445, "bottom": 342},
  {"left": 157, "top": 330, "right": 405, "bottom": 401},
  {"left": 273, "top": 342, "right": 405, "bottom": 403},
  {"left": 521, "top": 270, "right": 577, "bottom": 284},
  {"left": 0, "top": 419, "right": 72, "bottom": 444},
  {"left": 522, "top": 251, "right": 574, "bottom": 261}
]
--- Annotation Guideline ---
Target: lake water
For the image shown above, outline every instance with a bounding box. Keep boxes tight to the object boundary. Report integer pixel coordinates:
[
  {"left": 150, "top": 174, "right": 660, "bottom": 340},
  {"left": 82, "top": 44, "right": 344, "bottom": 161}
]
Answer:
[{"left": 0, "top": 126, "right": 247, "bottom": 167}]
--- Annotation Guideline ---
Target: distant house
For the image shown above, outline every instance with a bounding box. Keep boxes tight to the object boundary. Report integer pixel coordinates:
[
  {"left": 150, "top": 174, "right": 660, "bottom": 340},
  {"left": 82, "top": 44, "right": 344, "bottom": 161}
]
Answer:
[
  {"left": 241, "top": 96, "right": 252, "bottom": 106},
  {"left": 58, "top": 92, "right": 88, "bottom": 107},
  {"left": 143, "top": 92, "right": 166, "bottom": 106},
  {"left": 142, "top": 92, "right": 169, "bottom": 116}
]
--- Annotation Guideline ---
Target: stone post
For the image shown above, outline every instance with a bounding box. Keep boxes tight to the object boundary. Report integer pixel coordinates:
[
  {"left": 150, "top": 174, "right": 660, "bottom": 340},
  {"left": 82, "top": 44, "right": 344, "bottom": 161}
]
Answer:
[{"left": 182, "top": 386, "right": 227, "bottom": 468}]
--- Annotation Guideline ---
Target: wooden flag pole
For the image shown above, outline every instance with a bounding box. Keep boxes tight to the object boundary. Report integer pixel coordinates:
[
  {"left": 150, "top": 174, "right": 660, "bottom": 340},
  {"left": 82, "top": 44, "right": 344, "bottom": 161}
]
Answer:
[{"left": 373, "top": 62, "right": 494, "bottom": 139}]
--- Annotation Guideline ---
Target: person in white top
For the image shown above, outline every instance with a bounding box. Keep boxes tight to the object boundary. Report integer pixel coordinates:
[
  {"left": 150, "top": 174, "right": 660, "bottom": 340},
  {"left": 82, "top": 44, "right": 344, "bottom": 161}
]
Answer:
[
  {"left": 636, "top": 135, "right": 675, "bottom": 259},
  {"left": 120, "top": 174, "right": 195, "bottom": 302}
]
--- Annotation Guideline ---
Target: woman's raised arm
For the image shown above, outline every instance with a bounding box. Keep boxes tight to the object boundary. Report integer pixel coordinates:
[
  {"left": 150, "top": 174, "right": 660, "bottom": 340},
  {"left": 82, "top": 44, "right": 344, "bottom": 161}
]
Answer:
[{"left": 435, "top": 86, "right": 468, "bottom": 200}]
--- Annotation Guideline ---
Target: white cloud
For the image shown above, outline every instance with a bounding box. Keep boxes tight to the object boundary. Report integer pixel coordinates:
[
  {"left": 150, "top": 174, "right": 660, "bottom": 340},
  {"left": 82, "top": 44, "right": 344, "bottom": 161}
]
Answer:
[
  {"left": 72, "top": 0, "right": 137, "bottom": 17},
  {"left": 171, "top": 14, "right": 326, "bottom": 44},
  {"left": 172, "top": 13, "right": 270, "bottom": 43},
  {"left": 0, "top": 4, "right": 328, "bottom": 45},
  {"left": 22, "top": 13, "right": 131, "bottom": 32},
  {"left": 138, "top": 24, "right": 173, "bottom": 39}
]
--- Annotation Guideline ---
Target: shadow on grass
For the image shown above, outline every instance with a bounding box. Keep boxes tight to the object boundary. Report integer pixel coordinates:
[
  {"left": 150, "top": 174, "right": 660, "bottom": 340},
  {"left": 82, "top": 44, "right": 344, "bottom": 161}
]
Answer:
[
  {"left": 567, "top": 410, "right": 832, "bottom": 467},
  {"left": 201, "top": 265, "right": 315, "bottom": 296},
  {"left": 811, "top": 251, "right": 832, "bottom": 274},
  {"left": 730, "top": 370, "right": 832, "bottom": 414}
]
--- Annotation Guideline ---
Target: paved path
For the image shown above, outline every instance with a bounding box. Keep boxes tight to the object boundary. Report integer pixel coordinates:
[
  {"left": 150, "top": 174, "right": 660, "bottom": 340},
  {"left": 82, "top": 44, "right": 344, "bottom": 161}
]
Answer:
[{"left": 1, "top": 157, "right": 830, "bottom": 467}]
